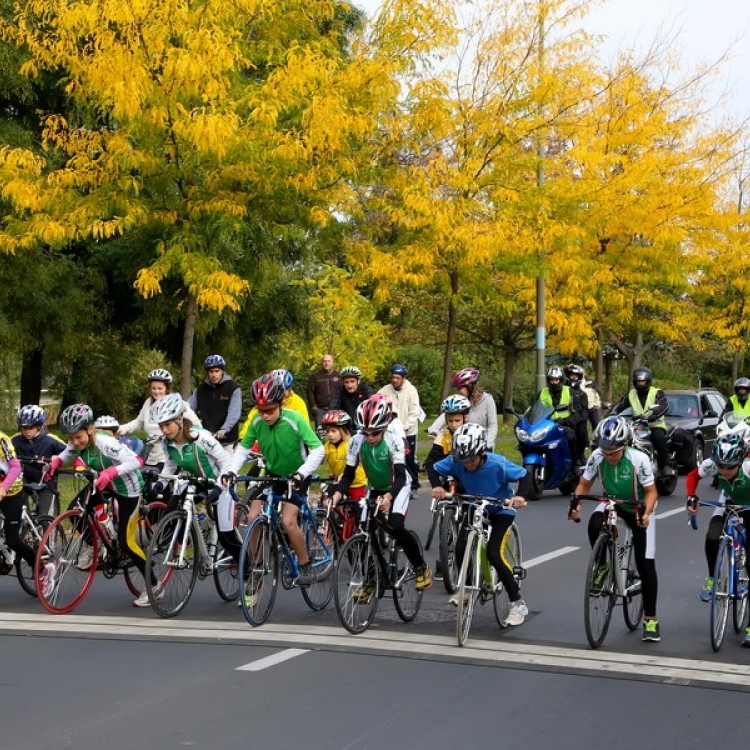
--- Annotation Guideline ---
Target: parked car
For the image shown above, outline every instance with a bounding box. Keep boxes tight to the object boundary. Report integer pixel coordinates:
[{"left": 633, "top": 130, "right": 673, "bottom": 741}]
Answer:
[{"left": 664, "top": 388, "right": 727, "bottom": 472}]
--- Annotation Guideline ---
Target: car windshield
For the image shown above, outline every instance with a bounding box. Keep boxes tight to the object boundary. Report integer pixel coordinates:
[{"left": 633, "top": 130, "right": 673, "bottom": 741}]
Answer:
[{"left": 666, "top": 394, "right": 700, "bottom": 418}]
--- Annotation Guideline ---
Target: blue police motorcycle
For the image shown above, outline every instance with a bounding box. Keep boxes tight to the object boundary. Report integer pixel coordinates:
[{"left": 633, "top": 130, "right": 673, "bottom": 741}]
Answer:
[{"left": 506, "top": 400, "right": 579, "bottom": 501}]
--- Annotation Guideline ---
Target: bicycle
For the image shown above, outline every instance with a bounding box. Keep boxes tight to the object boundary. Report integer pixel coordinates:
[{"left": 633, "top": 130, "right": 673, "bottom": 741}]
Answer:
[
  {"left": 688, "top": 498, "right": 750, "bottom": 652},
  {"left": 33, "top": 469, "right": 167, "bottom": 614},
  {"left": 317, "top": 481, "right": 361, "bottom": 546},
  {"left": 19, "top": 457, "right": 61, "bottom": 520},
  {"left": 237, "top": 476, "right": 337, "bottom": 627},
  {"left": 453, "top": 495, "right": 525, "bottom": 646},
  {"left": 571, "top": 494, "right": 644, "bottom": 649},
  {"left": 144, "top": 473, "right": 251, "bottom": 617},
  {"left": 334, "top": 491, "right": 425, "bottom": 635}
]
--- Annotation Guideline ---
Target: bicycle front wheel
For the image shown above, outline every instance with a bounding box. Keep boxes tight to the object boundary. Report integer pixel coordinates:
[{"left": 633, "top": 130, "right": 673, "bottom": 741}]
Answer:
[
  {"left": 439, "top": 505, "right": 461, "bottom": 594},
  {"left": 392, "top": 531, "right": 423, "bottom": 622},
  {"left": 733, "top": 553, "right": 749, "bottom": 633},
  {"left": 238, "top": 516, "right": 279, "bottom": 627},
  {"left": 622, "top": 541, "right": 643, "bottom": 631},
  {"left": 300, "top": 509, "right": 338, "bottom": 612},
  {"left": 494, "top": 523, "right": 522, "bottom": 629},
  {"left": 334, "top": 535, "right": 379, "bottom": 634},
  {"left": 145, "top": 510, "right": 199, "bottom": 618},
  {"left": 17, "top": 515, "right": 54, "bottom": 597},
  {"left": 457, "top": 530, "right": 481, "bottom": 647},
  {"left": 213, "top": 503, "right": 249, "bottom": 602},
  {"left": 35, "top": 509, "right": 96, "bottom": 615},
  {"left": 584, "top": 533, "right": 616, "bottom": 649},
  {"left": 710, "top": 537, "right": 732, "bottom": 652},
  {"left": 124, "top": 501, "right": 167, "bottom": 597}
]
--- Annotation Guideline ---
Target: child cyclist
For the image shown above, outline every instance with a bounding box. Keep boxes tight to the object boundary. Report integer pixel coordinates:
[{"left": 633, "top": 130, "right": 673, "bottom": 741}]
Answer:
[
  {"left": 45, "top": 404, "right": 152, "bottom": 606},
  {"left": 226, "top": 372, "right": 325, "bottom": 590},
  {"left": 686, "top": 433, "right": 750, "bottom": 645},
  {"left": 329, "top": 393, "right": 433, "bottom": 593},
  {"left": 425, "top": 394, "right": 472, "bottom": 501},
  {"left": 433, "top": 423, "right": 530, "bottom": 625}
]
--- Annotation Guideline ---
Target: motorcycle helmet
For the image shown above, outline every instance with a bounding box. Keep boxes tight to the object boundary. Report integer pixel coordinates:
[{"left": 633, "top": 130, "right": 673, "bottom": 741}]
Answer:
[
  {"left": 546, "top": 366, "right": 565, "bottom": 395},
  {"left": 565, "top": 364, "right": 585, "bottom": 388},
  {"left": 632, "top": 367, "right": 652, "bottom": 394},
  {"left": 712, "top": 433, "right": 746, "bottom": 468},
  {"left": 452, "top": 423, "right": 487, "bottom": 461},
  {"left": 734, "top": 377, "right": 750, "bottom": 400}
]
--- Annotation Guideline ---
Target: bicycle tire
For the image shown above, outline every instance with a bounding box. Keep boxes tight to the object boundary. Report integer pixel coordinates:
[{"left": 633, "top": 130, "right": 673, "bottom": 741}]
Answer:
[
  {"left": 457, "top": 529, "right": 480, "bottom": 647},
  {"left": 392, "top": 531, "right": 423, "bottom": 622},
  {"left": 439, "top": 505, "right": 461, "bottom": 594},
  {"left": 493, "top": 523, "right": 522, "bottom": 629},
  {"left": 710, "top": 537, "right": 732, "bottom": 652},
  {"left": 622, "top": 539, "right": 643, "bottom": 631},
  {"left": 238, "top": 516, "right": 279, "bottom": 627},
  {"left": 334, "top": 535, "right": 379, "bottom": 634},
  {"left": 584, "top": 533, "right": 616, "bottom": 649},
  {"left": 17, "top": 514, "right": 54, "bottom": 597},
  {"left": 300, "top": 509, "right": 338, "bottom": 612},
  {"left": 123, "top": 501, "right": 168, "bottom": 597},
  {"left": 213, "top": 503, "right": 250, "bottom": 602},
  {"left": 424, "top": 506, "right": 439, "bottom": 552},
  {"left": 733, "top": 552, "right": 749, "bottom": 633},
  {"left": 35, "top": 509, "right": 97, "bottom": 615},
  {"left": 145, "top": 510, "right": 199, "bottom": 618}
]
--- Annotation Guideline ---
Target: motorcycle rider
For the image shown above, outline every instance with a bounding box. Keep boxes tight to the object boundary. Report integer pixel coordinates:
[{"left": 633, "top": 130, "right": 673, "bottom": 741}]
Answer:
[
  {"left": 564, "top": 363, "right": 594, "bottom": 465},
  {"left": 722, "top": 377, "right": 750, "bottom": 421},
  {"left": 613, "top": 366, "right": 671, "bottom": 477}
]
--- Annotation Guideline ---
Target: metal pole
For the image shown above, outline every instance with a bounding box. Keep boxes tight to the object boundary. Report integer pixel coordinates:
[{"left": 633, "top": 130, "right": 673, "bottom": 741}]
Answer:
[{"left": 535, "top": 1, "right": 547, "bottom": 392}]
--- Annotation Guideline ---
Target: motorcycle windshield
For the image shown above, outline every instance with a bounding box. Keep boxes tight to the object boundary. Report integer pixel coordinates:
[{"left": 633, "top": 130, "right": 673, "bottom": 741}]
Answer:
[{"left": 524, "top": 400, "right": 555, "bottom": 425}]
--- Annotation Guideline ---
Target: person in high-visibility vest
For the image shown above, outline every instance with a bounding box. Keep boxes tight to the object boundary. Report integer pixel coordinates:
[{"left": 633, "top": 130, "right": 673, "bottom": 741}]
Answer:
[
  {"left": 536, "top": 366, "right": 587, "bottom": 465},
  {"left": 721, "top": 377, "right": 750, "bottom": 422},
  {"left": 613, "top": 367, "right": 671, "bottom": 475}
]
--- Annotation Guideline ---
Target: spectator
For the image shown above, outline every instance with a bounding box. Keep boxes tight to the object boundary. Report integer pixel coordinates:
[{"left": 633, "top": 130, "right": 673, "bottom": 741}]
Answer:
[
  {"left": 307, "top": 354, "right": 340, "bottom": 427},
  {"left": 333, "top": 365, "right": 374, "bottom": 425},
  {"left": 188, "top": 354, "right": 242, "bottom": 449}
]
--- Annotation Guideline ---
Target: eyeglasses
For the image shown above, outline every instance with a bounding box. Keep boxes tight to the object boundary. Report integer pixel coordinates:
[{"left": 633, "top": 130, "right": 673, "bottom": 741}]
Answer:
[
  {"left": 258, "top": 405, "right": 280, "bottom": 414},
  {"left": 362, "top": 428, "right": 384, "bottom": 437}
]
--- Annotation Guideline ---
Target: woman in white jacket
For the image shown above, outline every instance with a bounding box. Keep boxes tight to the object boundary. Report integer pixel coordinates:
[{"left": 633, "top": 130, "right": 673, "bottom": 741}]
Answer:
[{"left": 118, "top": 369, "right": 200, "bottom": 470}]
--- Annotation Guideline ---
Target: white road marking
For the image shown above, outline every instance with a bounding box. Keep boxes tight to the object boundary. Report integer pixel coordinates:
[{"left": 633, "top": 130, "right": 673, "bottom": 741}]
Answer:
[
  {"left": 523, "top": 546, "right": 579, "bottom": 568},
  {"left": 656, "top": 506, "right": 688, "bottom": 520},
  {"left": 236, "top": 648, "right": 308, "bottom": 672}
]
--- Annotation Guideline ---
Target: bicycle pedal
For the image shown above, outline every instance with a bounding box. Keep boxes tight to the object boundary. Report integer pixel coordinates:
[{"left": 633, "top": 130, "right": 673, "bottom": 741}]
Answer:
[{"left": 513, "top": 566, "right": 527, "bottom": 580}]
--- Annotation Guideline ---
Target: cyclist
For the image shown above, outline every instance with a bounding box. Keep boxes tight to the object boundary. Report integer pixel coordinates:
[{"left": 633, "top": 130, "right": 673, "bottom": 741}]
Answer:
[
  {"left": 570, "top": 415, "right": 661, "bottom": 642},
  {"left": 12, "top": 404, "right": 66, "bottom": 518},
  {"left": 333, "top": 365, "right": 375, "bottom": 425},
  {"left": 428, "top": 368, "right": 498, "bottom": 449},
  {"left": 425, "top": 394, "right": 471, "bottom": 501},
  {"left": 433, "top": 423, "right": 530, "bottom": 625},
  {"left": 238, "top": 369, "right": 309, "bottom": 439},
  {"left": 118, "top": 369, "right": 200, "bottom": 471},
  {"left": 227, "top": 373, "right": 325, "bottom": 590},
  {"left": 321, "top": 410, "right": 367, "bottom": 502},
  {"left": 45, "top": 404, "right": 151, "bottom": 606},
  {"left": 686, "top": 434, "right": 750, "bottom": 643},
  {"left": 329, "top": 393, "right": 433, "bottom": 592},
  {"left": 721, "top": 377, "right": 750, "bottom": 421}
]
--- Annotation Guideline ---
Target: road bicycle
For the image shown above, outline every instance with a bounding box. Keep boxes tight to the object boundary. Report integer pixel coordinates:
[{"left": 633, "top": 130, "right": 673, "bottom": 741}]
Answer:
[
  {"left": 33, "top": 469, "right": 167, "bottom": 614},
  {"left": 334, "top": 492, "right": 425, "bottom": 635},
  {"left": 688, "top": 498, "right": 750, "bottom": 652},
  {"left": 316, "top": 481, "right": 361, "bottom": 546},
  {"left": 144, "top": 474, "right": 250, "bottom": 617},
  {"left": 571, "top": 494, "right": 643, "bottom": 649},
  {"left": 453, "top": 495, "right": 525, "bottom": 646}
]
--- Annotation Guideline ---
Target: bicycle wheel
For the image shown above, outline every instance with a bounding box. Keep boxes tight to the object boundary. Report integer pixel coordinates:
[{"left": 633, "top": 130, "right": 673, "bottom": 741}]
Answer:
[
  {"left": 493, "top": 523, "right": 522, "bottom": 628},
  {"left": 733, "top": 553, "right": 749, "bottom": 633},
  {"left": 334, "top": 535, "right": 379, "bottom": 634},
  {"left": 35, "top": 509, "right": 97, "bottom": 615},
  {"left": 123, "top": 501, "right": 168, "bottom": 597},
  {"left": 457, "top": 530, "right": 481, "bottom": 647},
  {"left": 391, "top": 532, "right": 423, "bottom": 622},
  {"left": 213, "top": 503, "right": 249, "bottom": 602},
  {"left": 300, "top": 509, "right": 338, "bottom": 611},
  {"left": 710, "top": 537, "right": 732, "bottom": 652},
  {"left": 439, "top": 505, "right": 461, "bottom": 594},
  {"left": 238, "top": 517, "right": 279, "bottom": 627},
  {"left": 622, "top": 540, "right": 643, "bottom": 631},
  {"left": 424, "top": 506, "right": 439, "bottom": 552},
  {"left": 17, "top": 515, "right": 54, "bottom": 597},
  {"left": 584, "top": 533, "right": 616, "bottom": 649},
  {"left": 145, "top": 510, "right": 199, "bottom": 618}
]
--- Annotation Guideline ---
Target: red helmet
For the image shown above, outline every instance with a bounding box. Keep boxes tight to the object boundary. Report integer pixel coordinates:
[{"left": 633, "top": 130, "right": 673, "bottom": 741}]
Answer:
[
  {"left": 356, "top": 394, "right": 393, "bottom": 432},
  {"left": 321, "top": 410, "right": 353, "bottom": 428},
  {"left": 452, "top": 367, "right": 479, "bottom": 389},
  {"left": 251, "top": 373, "right": 285, "bottom": 408}
]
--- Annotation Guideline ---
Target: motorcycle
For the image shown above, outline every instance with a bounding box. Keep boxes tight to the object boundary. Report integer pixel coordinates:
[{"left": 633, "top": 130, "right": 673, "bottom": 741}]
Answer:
[
  {"left": 716, "top": 414, "right": 750, "bottom": 452},
  {"left": 505, "top": 401, "right": 580, "bottom": 501}
]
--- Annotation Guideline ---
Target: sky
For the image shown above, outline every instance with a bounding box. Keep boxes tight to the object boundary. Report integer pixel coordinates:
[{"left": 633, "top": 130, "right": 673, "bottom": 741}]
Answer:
[{"left": 351, "top": 0, "right": 750, "bottom": 120}]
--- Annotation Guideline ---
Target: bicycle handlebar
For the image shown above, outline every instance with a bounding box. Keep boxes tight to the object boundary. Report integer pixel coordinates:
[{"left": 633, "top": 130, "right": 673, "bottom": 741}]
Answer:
[
  {"left": 686, "top": 498, "right": 750, "bottom": 531},
  {"left": 568, "top": 494, "right": 642, "bottom": 524},
  {"left": 443, "top": 492, "right": 526, "bottom": 509}
]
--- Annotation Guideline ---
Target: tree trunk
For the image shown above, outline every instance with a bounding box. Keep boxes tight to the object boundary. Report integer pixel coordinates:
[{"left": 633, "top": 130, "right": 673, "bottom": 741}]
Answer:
[
  {"left": 20, "top": 348, "right": 43, "bottom": 406},
  {"left": 180, "top": 294, "right": 199, "bottom": 399},
  {"left": 439, "top": 270, "right": 460, "bottom": 406},
  {"left": 595, "top": 344, "right": 604, "bottom": 385},
  {"left": 502, "top": 346, "right": 517, "bottom": 423},
  {"left": 603, "top": 350, "right": 615, "bottom": 404}
]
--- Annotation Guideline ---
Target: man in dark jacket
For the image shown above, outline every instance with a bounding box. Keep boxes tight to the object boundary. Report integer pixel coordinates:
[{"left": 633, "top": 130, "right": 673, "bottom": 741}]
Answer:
[
  {"left": 188, "top": 354, "right": 242, "bottom": 447},
  {"left": 333, "top": 365, "right": 374, "bottom": 425},
  {"left": 307, "top": 354, "right": 339, "bottom": 427}
]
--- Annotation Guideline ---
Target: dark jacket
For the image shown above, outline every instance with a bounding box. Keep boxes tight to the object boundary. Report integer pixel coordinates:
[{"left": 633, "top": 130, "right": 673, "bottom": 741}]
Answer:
[
  {"left": 11, "top": 430, "right": 66, "bottom": 483},
  {"left": 188, "top": 373, "right": 242, "bottom": 442},
  {"left": 307, "top": 368, "right": 340, "bottom": 411},
  {"left": 332, "top": 381, "right": 375, "bottom": 424}
]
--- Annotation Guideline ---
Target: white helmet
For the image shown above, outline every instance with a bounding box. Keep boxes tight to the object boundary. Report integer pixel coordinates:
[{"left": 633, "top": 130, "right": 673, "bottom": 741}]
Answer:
[
  {"left": 149, "top": 393, "right": 186, "bottom": 424},
  {"left": 452, "top": 423, "right": 487, "bottom": 461},
  {"left": 148, "top": 368, "right": 173, "bottom": 384},
  {"left": 93, "top": 415, "right": 120, "bottom": 430}
]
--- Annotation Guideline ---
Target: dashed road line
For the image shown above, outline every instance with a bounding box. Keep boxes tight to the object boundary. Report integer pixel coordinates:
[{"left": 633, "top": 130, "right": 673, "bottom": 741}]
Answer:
[{"left": 237, "top": 648, "right": 309, "bottom": 672}]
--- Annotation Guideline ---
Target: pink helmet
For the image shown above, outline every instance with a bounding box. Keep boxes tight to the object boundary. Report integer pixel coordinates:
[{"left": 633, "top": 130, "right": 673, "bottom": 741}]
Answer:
[{"left": 452, "top": 367, "right": 479, "bottom": 389}]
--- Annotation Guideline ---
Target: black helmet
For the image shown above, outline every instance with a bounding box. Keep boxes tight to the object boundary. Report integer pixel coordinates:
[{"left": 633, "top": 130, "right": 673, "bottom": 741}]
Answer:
[
  {"left": 734, "top": 377, "right": 750, "bottom": 398},
  {"left": 632, "top": 367, "right": 652, "bottom": 393},
  {"left": 546, "top": 366, "right": 565, "bottom": 395},
  {"left": 565, "top": 363, "right": 584, "bottom": 387}
]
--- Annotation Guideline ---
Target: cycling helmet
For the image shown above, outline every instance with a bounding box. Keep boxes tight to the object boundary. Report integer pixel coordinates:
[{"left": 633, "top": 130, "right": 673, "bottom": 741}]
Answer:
[
  {"left": 149, "top": 393, "right": 186, "bottom": 424},
  {"left": 734, "top": 377, "right": 750, "bottom": 396},
  {"left": 93, "top": 415, "right": 120, "bottom": 430},
  {"left": 251, "top": 373, "right": 285, "bottom": 408},
  {"left": 713, "top": 433, "right": 746, "bottom": 468},
  {"left": 632, "top": 367, "right": 652, "bottom": 392},
  {"left": 595, "top": 416, "right": 631, "bottom": 450},
  {"left": 59, "top": 404, "right": 94, "bottom": 434},
  {"left": 17, "top": 404, "right": 46, "bottom": 427},
  {"left": 546, "top": 366, "right": 565, "bottom": 394},
  {"left": 356, "top": 394, "right": 393, "bottom": 432},
  {"left": 121, "top": 436, "right": 144, "bottom": 455},
  {"left": 390, "top": 364, "right": 408, "bottom": 377},
  {"left": 441, "top": 394, "right": 471, "bottom": 415},
  {"left": 271, "top": 368, "right": 294, "bottom": 390},
  {"left": 452, "top": 423, "right": 487, "bottom": 461},
  {"left": 452, "top": 367, "right": 480, "bottom": 389},
  {"left": 203, "top": 354, "right": 226, "bottom": 370},
  {"left": 321, "top": 409, "right": 353, "bottom": 428},
  {"left": 340, "top": 365, "right": 362, "bottom": 380},
  {"left": 148, "top": 368, "right": 173, "bottom": 384}
]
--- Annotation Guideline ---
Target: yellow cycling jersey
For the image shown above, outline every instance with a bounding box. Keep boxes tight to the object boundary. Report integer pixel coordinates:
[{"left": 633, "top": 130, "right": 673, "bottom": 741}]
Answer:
[
  {"left": 240, "top": 390, "right": 310, "bottom": 439},
  {"left": 0, "top": 430, "right": 23, "bottom": 496},
  {"left": 324, "top": 439, "right": 366, "bottom": 488}
]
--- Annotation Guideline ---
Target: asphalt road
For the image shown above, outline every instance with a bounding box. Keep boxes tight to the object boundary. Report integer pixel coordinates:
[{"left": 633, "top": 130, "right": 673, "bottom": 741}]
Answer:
[{"left": 1, "top": 475, "right": 748, "bottom": 750}]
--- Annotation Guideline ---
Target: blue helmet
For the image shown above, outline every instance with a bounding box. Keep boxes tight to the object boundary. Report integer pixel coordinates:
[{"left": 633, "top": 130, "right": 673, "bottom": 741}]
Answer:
[
  {"left": 271, "top": 369, "right": 294, "bottom": 390},
  {"left": 713, "top": 434, "right": 746, "bottom": 468},
  {"left": 17, "top": 404, "right": 46, "bottom": 427},
  {"left": 203, "top": 354, "right": 226, "bottom": 370},
  {"left": 390, "top": 364, "right": 408, "bottom": 377}
]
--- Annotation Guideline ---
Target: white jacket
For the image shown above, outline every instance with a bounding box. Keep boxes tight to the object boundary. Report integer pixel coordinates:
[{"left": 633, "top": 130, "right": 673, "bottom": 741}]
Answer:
[{"left": 379, "top": 380, "right": 421, "bottom": 437}]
